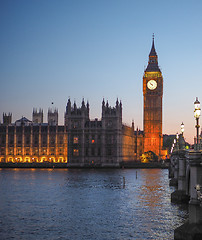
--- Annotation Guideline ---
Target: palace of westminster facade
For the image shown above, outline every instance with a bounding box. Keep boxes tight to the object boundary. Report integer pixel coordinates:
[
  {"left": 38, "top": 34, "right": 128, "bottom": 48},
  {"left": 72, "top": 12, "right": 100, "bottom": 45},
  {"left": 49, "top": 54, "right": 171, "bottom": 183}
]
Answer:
[{"left": 0, "top": 39, "right": 168, "bottom": 166}]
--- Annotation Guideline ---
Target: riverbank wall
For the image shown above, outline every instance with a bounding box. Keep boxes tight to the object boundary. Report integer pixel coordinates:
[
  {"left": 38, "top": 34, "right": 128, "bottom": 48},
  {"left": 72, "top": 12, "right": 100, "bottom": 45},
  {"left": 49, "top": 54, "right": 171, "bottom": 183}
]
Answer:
[{"left": 0, "top": 162, "right": 168, "bottom": 169}]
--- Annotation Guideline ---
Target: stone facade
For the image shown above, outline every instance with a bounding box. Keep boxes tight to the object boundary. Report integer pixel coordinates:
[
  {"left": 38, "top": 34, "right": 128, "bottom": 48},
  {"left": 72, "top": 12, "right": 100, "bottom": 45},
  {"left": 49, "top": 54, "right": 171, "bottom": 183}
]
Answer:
[
  {"left": 0, "top": 115, "right": 67, "bottom": 163},
  {"left": 65, "top": 98, "right": 124, "bottom": 167},
  {"left": 0, "top": 99, "right": 144, "bottom": 166}
]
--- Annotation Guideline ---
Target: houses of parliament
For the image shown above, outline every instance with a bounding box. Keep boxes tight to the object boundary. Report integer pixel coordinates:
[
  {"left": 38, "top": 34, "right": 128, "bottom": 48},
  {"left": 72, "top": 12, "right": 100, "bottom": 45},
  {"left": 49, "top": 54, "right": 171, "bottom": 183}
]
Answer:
[{"left": 0, "top": 38, "right": 168, "bottom": 166}]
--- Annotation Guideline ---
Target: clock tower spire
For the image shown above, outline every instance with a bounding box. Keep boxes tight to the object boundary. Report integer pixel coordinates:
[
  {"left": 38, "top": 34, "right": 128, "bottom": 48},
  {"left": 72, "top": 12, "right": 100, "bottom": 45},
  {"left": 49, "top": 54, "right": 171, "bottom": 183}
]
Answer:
[
  {"left": 146, "top": 35, "right": 160, "bottom": 72},
  {"left": 143, "top": 36, "right": 163, "bottom": 159}
]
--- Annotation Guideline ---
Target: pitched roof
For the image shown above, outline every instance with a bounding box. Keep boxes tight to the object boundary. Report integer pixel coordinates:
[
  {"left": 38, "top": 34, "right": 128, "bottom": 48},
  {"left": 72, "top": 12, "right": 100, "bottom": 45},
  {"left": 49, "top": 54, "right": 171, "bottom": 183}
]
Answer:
[
  {"left": 145, "top": 37, "right": 161, "bottom": 72},
  {"left": 15, "top": 117, "right": 32, "bottom": 123},
  {"left": 149, "top": 38, "right": 157, "bottom": 57}
]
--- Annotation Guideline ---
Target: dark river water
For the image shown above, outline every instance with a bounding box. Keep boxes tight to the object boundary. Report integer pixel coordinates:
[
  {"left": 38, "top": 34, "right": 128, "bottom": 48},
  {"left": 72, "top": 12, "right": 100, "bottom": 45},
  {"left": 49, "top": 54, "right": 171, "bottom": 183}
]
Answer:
[{"left": 0, "top": 168, "right": 188, "bottom": 240}]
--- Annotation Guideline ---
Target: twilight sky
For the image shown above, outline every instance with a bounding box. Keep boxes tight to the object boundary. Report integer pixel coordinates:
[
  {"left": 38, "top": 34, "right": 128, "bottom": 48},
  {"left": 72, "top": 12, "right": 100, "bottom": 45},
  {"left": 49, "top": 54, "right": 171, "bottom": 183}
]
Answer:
[{"left": 0, "top": 0, "right": 202, "bottom": 144}]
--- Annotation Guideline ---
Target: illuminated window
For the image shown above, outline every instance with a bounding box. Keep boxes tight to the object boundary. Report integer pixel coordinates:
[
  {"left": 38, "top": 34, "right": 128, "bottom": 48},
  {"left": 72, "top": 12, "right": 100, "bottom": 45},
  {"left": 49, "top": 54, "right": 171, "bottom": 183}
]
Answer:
[
  {"left": 73, "top": 122, "right": 80, "bottom": 128},
  {"left": 50, "top": 148, "right": 55, "bottom": 155},
  {"left": 34, "top": 149, "right": 38, "bottom": 155},
  {"left": 26, "top": 148, "right": 30, "bottom": 155},
  {"left": 73, "top": 137, "right": 78, "bottom": 144},
  {"left": 17, "top": 148, "right": 21, "bottom": 155},
  {"left": 91, "top": 139, "right": 95, "bottom": 143},
  {"left": 73, "top": 149, "right": 79, "bottom": 156},
  {"left": 49, "top": 157, "right": 55, "bottom": 162},
  {"left": 17, "top": 157, "right": 22, "bottom": 162},
  {"left": 9, "top": 148, "right": 13, "bottom": 154}
]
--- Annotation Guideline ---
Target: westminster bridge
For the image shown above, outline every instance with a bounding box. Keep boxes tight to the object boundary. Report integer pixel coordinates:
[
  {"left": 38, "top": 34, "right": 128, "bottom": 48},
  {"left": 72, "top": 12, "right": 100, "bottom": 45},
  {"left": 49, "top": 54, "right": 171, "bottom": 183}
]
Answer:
[{"left": 169, "top": 149, "right": 202, "bottom": 239}]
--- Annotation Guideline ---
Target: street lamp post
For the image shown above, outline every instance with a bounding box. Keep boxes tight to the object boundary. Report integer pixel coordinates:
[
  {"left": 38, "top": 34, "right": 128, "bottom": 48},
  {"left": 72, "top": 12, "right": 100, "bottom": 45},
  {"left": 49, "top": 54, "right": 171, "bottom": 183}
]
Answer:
[
  {"left": 180, "top": 122, "right": 185, "bottom": 149},
  {"left": 173, "top": 139, "right": 176, "bottom": 151},
  {"left": 181, "top": 122, "right": 184, "bottom": 136},
  {"left": 176, "top": 133, "right": 179, "bottom": 150},
  {"left": 194, "top": 97, "right": 201, "bottom": 150}
]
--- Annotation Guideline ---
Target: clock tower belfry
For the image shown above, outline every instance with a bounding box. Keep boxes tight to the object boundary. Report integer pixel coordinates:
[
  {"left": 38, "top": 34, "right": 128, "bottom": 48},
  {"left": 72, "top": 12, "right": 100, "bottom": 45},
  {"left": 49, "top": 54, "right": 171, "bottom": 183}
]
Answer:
[{"left": 143, "top": 36, "right": 163, "bottom": 158}]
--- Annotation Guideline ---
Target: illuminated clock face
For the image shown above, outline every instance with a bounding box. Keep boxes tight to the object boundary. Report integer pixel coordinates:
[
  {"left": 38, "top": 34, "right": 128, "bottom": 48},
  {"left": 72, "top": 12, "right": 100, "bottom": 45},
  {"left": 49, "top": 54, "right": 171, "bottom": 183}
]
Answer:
[{"left": 147, "top": 80, "right": 157, "bottom": 90}]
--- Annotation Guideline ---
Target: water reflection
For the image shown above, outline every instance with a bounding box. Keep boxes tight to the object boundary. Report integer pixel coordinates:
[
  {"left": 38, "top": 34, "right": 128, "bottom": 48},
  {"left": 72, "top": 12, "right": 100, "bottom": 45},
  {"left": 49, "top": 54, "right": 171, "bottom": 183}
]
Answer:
[
  {"left": 0, "top": 168, "right": 188, "bottom": 240},
  {"left": 65, "top": 169, "right": 124, "bottom": 190},
  {"left": 138, "top": 169, "right": 165, "bottom": 208}
]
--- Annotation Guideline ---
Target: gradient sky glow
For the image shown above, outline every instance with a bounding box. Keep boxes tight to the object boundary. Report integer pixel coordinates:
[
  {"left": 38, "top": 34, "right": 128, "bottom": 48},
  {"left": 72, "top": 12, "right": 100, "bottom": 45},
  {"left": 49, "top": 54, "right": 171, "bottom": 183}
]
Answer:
[{"left": 1, "top": 0, "right": 202, "bottom": 144}]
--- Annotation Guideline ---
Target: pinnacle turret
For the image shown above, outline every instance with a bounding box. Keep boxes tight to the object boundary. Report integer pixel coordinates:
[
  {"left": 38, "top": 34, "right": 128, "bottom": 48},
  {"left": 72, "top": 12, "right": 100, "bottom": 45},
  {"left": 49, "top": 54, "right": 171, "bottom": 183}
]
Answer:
[
  {"left": 149, "top": 35, "right": 157, "bottom": 57},
  {"left": 145, "top": 35, "right": 161, "bottom": 72}
]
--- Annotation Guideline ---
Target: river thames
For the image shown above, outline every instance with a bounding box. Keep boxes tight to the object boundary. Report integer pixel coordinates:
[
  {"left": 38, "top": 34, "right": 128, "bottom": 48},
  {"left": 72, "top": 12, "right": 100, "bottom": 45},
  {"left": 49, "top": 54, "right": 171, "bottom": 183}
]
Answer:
[{"left": 0, "top": 168, "right": 188, "bottom": 240}]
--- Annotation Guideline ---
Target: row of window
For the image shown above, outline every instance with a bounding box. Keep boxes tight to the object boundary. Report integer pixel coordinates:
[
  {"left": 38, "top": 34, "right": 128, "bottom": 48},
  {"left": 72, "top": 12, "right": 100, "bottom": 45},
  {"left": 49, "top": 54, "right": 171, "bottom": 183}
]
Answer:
[
  {"left": 0, "top": 136, "right": 64, "bottom": 146},
  {"left": 144, "top": 73, "right": 161, "bottom": 78},
  {"left": 2, "top": 157, "right": 67, "bottom": 163},
  {"left": 73, "top": 135, "right": 115, "bottom": 144},
  {"left": 72, "top": 148, "right": 113, "bottom": 157},
  {"left": 0, "top": 147, "right": 65, "bottom": 156}
]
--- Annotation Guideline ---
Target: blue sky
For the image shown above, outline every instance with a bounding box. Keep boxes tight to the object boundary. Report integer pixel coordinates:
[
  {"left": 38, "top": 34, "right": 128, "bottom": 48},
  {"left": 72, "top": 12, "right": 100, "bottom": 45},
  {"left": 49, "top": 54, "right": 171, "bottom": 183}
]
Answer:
[{"left": 1, "top": 0, "right": 202, "bottom": 143}]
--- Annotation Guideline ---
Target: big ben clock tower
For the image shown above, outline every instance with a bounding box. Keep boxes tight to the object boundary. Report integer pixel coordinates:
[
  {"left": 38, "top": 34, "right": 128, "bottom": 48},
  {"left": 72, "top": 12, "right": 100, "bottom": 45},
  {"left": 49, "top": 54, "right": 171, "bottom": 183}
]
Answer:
[{"left": 143, "top": 36, "right": 163, "bottom": 158}]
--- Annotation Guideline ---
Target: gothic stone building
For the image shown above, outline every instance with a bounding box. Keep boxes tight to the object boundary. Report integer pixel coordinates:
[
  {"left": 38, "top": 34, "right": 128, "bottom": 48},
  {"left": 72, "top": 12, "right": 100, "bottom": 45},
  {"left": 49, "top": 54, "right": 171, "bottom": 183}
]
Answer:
[
  {"left": 64, "top": 98, "right": 143, "bottom": 167},
  {"left": 65, "top": 98, "right": 121, "bottom": 167},
  {"left": 0, "top": 99, "right": 143, "bottom": 166}
]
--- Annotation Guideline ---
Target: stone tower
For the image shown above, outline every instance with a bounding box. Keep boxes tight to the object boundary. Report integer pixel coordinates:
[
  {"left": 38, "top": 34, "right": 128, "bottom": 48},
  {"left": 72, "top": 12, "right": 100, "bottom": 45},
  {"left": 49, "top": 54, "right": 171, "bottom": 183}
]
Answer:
[
  {"left": 64, "top": 98, "right": 89, "bottom": 127},
  {"left": 3, "top": 113, "right": 12, "bottom": 125},
  {"left": 101, "top": 99, "right": 122, "bottom": 164},
  {"left": 48, "top": 109, "right": 58, "bottom": 125},
  {"left": 143, "top": 36, "right": 163, "bottom": 158},
  {"left": 32, "top": 108, "right": 43, "bottom": 124},
  {"left": 64, "top": 98, "right": 89, "bottom": 165}
]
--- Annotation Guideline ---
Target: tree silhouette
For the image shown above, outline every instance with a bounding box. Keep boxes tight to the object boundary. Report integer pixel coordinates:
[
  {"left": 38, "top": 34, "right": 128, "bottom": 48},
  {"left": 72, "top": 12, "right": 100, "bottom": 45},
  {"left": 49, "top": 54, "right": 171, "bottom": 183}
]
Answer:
[{"left": 141, "top": 151, "right": 158, "bottom": 163}]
